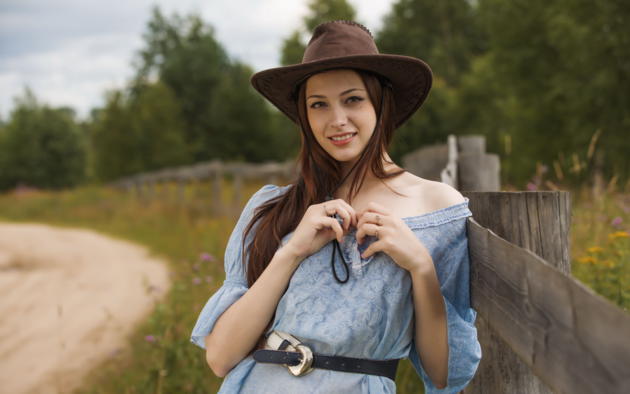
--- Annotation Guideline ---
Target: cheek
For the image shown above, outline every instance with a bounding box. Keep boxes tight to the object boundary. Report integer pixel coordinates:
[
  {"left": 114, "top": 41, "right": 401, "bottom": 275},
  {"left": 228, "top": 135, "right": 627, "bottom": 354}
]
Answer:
[{"left": 307, "top": 112, "right": 325, "bottom": 135}]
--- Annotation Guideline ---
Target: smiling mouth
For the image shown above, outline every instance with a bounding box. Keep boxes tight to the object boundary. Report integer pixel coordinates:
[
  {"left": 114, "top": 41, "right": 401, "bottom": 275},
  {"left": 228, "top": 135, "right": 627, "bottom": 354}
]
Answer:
[{"left": 329, "top": 132, "right": 357, "bottom": 142}]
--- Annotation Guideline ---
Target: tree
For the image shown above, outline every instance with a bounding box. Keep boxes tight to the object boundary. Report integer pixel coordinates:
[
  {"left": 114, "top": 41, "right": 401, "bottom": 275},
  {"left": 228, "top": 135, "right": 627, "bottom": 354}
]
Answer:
[
  {"left": 131, "top": 7, "right": 282, "bottom": 164},
  {"left": 457, "top": 0, "right": 630, "bottom": 186},
  {"left": 375, "top": 0, "right": 483, "bottom": 165},
  {"left": 134, "top": 7, "right": 230, "bottom": 162},
  {"left": 378, "top": 0, "right": 484, "bottom": 87},
  {"left": 0, "top": 88, "right": 86, "bottom": 191},
  {"left": 90, "top": 82, "right": 190, "bottom": 181}
]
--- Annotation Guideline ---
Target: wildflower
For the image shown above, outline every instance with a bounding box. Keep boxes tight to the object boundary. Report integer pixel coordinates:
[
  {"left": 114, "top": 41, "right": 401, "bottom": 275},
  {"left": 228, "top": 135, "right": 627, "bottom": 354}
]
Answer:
[
  {"left": 587, "top": 246, "right": 604, "bottom": 254},
  {"left": 608, "top": 231, "right": 630, "bottom": 240},
  {"left": 205, "top": 275, "right": 214, "bottom": 283},
  {"left": 611, "top": 216, "right": 623, "bottom": 227},
  {"left": 526, "top": 182, "right": 537, "bottom": 191},
  {"left": 577, "top": 256, "right": 597, "bottom": 265},
  {"left": 192, "top": 263, "right": 200, "bottom": 272},
  {"left": 603, "top": 260, "right": 616, "bottom": 268},
  {"left": 145, "top": 335, "right": 157, "bottom": 343},
  {"left": 192, "top": 277, "right": 202, "bottom": 285},
  {"left": 199, "top": 252, "right": 215, "bottom": 262}
]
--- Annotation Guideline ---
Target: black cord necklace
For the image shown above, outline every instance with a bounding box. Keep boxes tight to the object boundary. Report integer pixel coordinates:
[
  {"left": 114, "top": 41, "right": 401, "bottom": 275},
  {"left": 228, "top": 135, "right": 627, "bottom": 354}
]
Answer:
[
  {"left": 325, "top": 78, "right": 389, "bottom": 284},
  {"left": 325, "top": 193, "right": 350, "bottom": 283}
]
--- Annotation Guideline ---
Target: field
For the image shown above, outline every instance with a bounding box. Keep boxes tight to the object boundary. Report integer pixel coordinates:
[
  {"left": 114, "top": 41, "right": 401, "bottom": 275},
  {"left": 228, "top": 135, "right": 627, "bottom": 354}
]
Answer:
[{"left": 0, "top": 180, "right": 627, "bottom": 393}]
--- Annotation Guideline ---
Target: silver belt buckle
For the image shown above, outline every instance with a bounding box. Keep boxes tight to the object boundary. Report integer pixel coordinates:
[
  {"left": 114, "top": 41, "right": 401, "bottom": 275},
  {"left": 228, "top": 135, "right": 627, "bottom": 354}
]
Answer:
[{"left": 265, "top": 331, "right": 314, "bottom": 377}]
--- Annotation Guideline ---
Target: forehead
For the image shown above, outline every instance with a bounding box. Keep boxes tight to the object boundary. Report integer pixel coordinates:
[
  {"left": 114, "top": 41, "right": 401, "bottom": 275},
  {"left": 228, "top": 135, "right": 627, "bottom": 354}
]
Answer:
[{"left": 305, "top": 69, "right": 365, "bottom": 95}]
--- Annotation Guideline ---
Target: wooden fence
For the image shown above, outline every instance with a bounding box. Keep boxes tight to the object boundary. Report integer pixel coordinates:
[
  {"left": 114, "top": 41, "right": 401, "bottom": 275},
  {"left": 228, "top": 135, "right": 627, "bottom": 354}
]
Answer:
[
  {"left": 111, "top": 159, "right": 296, "bottom": 216},
  {"left": 111, "top": 136, "right": 630, "bottom": 393},
  {"left": 463, "top": 192, "right": 630, "bottom": 394}
]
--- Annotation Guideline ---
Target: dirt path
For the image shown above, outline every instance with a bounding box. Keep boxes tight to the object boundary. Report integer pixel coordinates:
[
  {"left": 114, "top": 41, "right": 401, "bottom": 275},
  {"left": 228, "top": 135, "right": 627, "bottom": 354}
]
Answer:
[{"left": 0, "top": 222, "right": 171, "bottom": 394}]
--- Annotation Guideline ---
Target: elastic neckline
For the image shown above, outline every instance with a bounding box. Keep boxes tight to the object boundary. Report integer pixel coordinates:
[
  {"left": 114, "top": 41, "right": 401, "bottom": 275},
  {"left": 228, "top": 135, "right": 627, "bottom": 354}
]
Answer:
[
  {"left": 401, "top": 197, "right": 471, "bottom": 229},
  {"left": 270, "top": 184, "right": 472, "bottom": 229}
]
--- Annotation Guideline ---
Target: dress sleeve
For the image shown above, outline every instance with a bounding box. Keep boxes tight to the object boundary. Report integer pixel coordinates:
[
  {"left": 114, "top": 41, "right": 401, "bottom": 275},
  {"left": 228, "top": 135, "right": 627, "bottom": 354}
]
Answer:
[
  {"left": 408, "top": 217, "right": 482, "bottom": 393},
  {"left": 190, "top": 184, "right": 284, "bottom": 349}
]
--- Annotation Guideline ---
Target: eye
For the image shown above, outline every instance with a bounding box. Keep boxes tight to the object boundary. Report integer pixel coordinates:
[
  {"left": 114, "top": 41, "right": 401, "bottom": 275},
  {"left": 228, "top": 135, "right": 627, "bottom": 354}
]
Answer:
[
  {"left": 309, "top": 101, "right": 326, "bottom": 109},
  {"left": 346, "top": 96, "right": 364, "bottom": 104}
]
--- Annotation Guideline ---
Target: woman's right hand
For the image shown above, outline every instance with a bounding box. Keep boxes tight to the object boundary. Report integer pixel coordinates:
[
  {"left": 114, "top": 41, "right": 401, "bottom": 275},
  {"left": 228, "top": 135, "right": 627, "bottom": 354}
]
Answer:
[{"left": 283, "top": 199, "right": 358, "bottom": 260}]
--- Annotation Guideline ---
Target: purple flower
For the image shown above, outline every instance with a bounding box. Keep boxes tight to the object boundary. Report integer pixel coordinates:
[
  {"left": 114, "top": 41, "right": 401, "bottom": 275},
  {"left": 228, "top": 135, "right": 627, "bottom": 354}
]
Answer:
[
  {"left": 145, "top": 335, "right": 157, "bottom": 343},
  {"left": 205, "top": 275, "right": 214, "bottom": 283},
  {"left": 192, "top": 277, "right": 202, "bottom": 285},
  {"left": 611, "top": 216, "right": 623, "bottom": 227},
  {"left": 526, "top": 182, "right": 538, "bottom": 191},
  {"left": 199, "top": 252, "right": 215, "bottom": 262}
]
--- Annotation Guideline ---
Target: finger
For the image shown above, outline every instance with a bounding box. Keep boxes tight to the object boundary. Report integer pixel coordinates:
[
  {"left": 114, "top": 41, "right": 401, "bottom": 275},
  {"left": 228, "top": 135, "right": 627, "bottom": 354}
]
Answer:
[
  {"left": 323, "top": 216, "right": 345, "bottom": 243},
  {"left": 335, "top": 199, "right": 358, "bottom": 227},
  {"left": 325, "top": 202, "right": 351, "bottom": 231},
  {"left": 361, "top": 239, "right": 383, "bottom": 259},
  {"left": 356, "top": 223, "right": 378, "bottom": 245},
  {"left": 357, "top": 212, "right": 387, "bottom": 231},
  {"left": 334, "top": 205, "right": 352, "bottom": 231}
]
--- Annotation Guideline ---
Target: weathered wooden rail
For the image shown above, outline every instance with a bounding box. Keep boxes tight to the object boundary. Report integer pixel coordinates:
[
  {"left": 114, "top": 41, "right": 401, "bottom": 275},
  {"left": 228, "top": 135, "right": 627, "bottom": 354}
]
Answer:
[{"left": 110, "top": 159, "right": 296, "bottom": 215}]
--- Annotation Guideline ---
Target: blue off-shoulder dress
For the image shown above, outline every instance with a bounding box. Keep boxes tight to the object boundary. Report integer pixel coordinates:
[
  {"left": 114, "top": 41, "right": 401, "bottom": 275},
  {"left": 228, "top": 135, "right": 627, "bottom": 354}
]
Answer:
[{"left": 191, "top": 184, "right": 482, "bottom": 393}]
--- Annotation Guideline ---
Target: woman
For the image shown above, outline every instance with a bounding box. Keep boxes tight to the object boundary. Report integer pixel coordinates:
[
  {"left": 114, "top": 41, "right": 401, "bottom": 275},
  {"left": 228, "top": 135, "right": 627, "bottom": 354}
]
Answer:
[{"left": 191, "top": 20, "right": 481, "bottom": 393}]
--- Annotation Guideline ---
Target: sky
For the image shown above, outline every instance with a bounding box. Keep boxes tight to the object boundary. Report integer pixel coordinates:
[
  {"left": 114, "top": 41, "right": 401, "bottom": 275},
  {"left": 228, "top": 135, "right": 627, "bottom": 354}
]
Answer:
[{"left": 0, "top": 0, "right": 396, "bottom": 121}]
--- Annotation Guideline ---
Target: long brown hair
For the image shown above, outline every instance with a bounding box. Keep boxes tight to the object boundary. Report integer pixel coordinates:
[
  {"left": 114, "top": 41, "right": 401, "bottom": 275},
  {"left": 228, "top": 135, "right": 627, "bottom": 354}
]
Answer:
[{"left": 241, "top": 69, "right": 406, "bottom": 288}]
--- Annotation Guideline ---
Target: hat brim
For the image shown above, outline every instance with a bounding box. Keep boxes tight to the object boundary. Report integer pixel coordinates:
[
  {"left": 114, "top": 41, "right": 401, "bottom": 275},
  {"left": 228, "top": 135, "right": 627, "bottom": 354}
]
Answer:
[{"left": 250, "top": 54, "right": 432, "bottom": 129}]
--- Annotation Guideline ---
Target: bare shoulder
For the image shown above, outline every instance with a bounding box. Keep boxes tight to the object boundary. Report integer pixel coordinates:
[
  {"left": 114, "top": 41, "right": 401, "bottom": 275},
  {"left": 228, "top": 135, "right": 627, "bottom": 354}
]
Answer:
[
  {"left": 426, "top": 179, "right": 466, "bottom": 209},
  {"left": 405, "top": 173, "right": 466, "bottom": 210}
]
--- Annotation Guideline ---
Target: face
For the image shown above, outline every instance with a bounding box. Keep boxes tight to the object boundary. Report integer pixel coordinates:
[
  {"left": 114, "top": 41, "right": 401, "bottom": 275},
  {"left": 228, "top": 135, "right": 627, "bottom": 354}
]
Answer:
[{"left": 305, "top": 69, "right": 377, "bottom": 168}]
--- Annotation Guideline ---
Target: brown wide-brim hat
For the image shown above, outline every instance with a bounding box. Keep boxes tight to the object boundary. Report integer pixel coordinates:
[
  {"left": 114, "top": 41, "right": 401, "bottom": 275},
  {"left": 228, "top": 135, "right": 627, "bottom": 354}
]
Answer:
[{"left": 250, "top": 20, "right": 433, "bottom": 129}]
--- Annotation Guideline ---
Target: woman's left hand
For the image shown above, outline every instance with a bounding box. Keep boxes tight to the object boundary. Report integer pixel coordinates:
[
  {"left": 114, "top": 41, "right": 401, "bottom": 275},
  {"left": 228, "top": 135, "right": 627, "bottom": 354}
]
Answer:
[{"left": 356, "top": 202, "right": 433, "bottom": 273}]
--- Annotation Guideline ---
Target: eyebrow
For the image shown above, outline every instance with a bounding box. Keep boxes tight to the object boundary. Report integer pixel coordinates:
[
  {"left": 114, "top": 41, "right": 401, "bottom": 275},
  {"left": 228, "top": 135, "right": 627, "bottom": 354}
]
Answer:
[{"left": 307, "top": 88, "right": 364, "bottom": 100}]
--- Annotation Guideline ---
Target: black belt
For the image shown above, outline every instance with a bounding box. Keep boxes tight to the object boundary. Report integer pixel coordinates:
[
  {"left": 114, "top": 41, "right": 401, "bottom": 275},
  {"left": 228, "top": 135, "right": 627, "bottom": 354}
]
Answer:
[{"left": 253, "top": 349, "right": 400, "bottom": 381}]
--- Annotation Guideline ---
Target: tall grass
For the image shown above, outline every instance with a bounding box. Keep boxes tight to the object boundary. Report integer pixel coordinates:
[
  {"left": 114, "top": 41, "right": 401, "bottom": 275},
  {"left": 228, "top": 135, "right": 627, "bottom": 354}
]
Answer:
[
  {"left": 0, "top": 179, "right": 627, "bottom": 392},
  {"left": 570, "top": 188, "right": 630, "bottom": 311}
]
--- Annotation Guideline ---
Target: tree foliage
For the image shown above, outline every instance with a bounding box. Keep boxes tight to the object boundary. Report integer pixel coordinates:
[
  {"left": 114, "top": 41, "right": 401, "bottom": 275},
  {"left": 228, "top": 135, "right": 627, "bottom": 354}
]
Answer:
[
  {"left": 377, "top": 0, "right": 483, "bottom": 167},
  {"left": 88, "top": 7, "right": 290, "bottom": 182},
  {"left": 0, "top": 89, "right": 86, "bottom": 191},
  {"left": 90, "top": 82, "right": 190, "bottom": 181},
  {"left": 379, "top": 0, "right": 630, "bottom": 187}
]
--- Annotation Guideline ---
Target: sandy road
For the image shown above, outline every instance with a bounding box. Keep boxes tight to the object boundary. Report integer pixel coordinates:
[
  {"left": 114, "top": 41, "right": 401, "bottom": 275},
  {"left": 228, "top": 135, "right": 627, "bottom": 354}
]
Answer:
[{"left": 0, "top": 222, "right": 171, "bottom": 394}]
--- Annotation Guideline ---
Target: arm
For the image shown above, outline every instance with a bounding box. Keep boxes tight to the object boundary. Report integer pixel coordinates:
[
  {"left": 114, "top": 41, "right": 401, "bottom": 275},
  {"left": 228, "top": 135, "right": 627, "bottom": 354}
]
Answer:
[
  {"left": 410, "top": 263, "right": 449, "bottom": 389},
  {"left": 205, "top": 245, "right": 302, "bottom": 377}
]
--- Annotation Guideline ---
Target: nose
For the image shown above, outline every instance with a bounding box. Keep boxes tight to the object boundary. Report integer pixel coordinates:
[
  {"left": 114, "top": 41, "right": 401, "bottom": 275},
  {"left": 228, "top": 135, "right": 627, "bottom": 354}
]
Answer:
[{"left": 330, "top": 104, "right": 348, "bottom": 129}]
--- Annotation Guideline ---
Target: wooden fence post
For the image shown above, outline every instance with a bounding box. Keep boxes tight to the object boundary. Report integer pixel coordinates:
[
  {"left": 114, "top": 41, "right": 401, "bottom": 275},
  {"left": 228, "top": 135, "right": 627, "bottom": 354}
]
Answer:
[
  {"left": 462, "top": 191, "right": 571, "bottom": 393},
  {"left": 458, "top": 135, "right": 501, "bottom": 191}
]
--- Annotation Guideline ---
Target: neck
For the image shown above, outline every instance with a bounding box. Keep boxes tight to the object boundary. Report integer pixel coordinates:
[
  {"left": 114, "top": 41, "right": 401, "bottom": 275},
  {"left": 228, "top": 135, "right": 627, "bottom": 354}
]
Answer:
[{"left": 336, "top": 153, "right": 401, "bottom": 198}]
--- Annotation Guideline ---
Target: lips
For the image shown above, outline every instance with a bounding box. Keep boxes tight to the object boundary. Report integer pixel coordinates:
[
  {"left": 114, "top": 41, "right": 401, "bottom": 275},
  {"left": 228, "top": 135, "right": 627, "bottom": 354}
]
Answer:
[
  {"left": 328, "top": 132, "right": 357, "bottom": 140},
  {"left": 328, "top": 132, "right": 357, "bottom": 146}
]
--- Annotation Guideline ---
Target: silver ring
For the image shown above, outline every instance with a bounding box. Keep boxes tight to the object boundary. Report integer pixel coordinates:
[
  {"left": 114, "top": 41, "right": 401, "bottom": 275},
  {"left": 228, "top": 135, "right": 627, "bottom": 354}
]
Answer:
[
  {"left": 375, "top": 214, "right": 381, "bottom": 225},
  {"left": 375, "top": 229, "right": 379, "bottom": 239}
]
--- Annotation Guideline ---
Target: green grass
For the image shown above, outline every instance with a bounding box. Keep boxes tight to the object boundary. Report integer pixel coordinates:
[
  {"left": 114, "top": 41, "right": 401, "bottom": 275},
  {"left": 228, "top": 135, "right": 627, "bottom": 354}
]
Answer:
[{"left": 1, "top": 181, "right": 628, "bottom": 393}]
